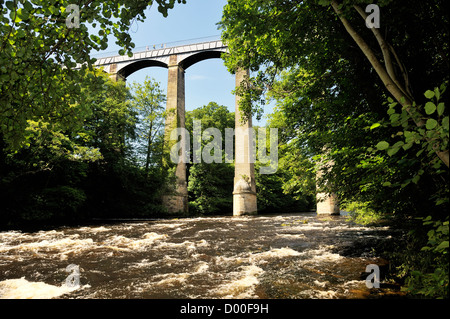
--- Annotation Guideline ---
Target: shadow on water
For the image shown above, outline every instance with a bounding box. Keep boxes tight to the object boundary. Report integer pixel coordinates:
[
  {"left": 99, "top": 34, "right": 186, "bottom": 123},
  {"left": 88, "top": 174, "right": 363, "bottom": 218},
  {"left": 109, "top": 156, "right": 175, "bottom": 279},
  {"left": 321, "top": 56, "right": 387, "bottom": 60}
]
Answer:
[{"left": 0, "top": 212, "right": 406, "bottom": 299}]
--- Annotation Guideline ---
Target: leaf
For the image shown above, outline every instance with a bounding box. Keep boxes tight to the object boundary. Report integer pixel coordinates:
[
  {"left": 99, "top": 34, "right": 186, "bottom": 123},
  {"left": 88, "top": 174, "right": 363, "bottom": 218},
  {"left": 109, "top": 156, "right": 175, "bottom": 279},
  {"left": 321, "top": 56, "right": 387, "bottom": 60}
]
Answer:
[
  {"left": 48, "top": 5, "right": 57, "bottom": 15},
  {"left": 389, "top": 113, "right": 400, "bottom": 123},
  {"left": 392, "top": 141, "right": 404, "bottom": 148},
  {"left": 426, "top": 118, "right": 438, "bottom": 130},
  {"left": 435, "top": 241, "right": 449, "bottom": 251},
  {"left": 401, "top": 179, "right": 411, "bottom": 188},
  {"left": 424, "top": 90, "right": 435, "bottom": 99},
  {"left": 402, "top": 142, "right": 413, "bottom": 151},
  {"left": 387, "top": 107, "right": 396, "bottom": 115},
  {"left": 425, "top": 102, "right": 436, "bottom": 115},
  {"left": 370, "top": 123, "right": 381, "bottom": 130},
  {"left": 387, "top": 147, "right": 400, "bottom": 156},
  {"left": 437, "top": 103, "right": 445, "bottom": 116},
  {"left": 23, "top": 1, "right": 33, "bottom": 12},
  {"left": 442, "top": 117, "right": 449, "bottom": 130},
  {"left": 376, "top": 141, "right": 389, "bottom": 150},
  {"left": 434, "top": 87, "right": 440, "bottom": 101}
]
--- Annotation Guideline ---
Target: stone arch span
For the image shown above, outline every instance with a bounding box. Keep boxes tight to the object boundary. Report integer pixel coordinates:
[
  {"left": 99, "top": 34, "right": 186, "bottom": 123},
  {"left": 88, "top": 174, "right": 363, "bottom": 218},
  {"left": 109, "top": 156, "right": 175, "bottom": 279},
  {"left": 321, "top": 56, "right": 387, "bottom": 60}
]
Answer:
[
  {"left": 116, "top": 49, "right": 225, "bottom": 78},
  {"left": 178, "top": 50, "right": 225, "bottom": 70},
  {"left": 117, "top": 60, "right": 168, "bottom": 79}
]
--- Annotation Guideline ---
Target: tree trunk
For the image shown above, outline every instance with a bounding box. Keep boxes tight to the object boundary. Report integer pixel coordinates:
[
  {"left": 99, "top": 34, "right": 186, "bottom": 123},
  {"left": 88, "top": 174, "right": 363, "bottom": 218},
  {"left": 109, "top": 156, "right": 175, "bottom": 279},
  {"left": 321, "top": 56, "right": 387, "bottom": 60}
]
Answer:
[{"left": 145, "top": 121, "right": 153, "bottom": 175}]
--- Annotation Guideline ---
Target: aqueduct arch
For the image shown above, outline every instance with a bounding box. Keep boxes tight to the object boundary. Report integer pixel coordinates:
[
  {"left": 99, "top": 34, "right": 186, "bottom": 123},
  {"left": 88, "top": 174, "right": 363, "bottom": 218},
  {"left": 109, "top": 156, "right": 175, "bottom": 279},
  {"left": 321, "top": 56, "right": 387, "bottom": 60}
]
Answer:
[
  {"left": 95, "top": 39, "right": 258, "bottom": 216},
  {"left": 94, "top": 38, "right": 339, "bottom": 216}
]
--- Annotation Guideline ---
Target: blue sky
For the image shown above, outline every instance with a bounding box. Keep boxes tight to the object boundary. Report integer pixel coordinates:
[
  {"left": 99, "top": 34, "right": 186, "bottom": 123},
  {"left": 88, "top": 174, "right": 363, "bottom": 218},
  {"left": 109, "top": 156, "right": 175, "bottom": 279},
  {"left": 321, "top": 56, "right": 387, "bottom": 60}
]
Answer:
[{"left": 95, "top": 0, "right": 272, "bottom": 126}]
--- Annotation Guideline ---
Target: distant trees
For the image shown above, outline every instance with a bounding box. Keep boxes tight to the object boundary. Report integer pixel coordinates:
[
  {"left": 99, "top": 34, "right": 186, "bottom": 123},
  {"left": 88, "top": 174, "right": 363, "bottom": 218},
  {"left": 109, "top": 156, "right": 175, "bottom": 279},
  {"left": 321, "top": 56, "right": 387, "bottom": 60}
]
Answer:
[
  {"left": 185, "top": 102, "right": 235, "bottom": 215},
  {"left": 185, "top": 102, "right": 315, "bottom": 215},
  {"left": 0, "top": 70, "right": 169, "bottom": 227},
  {"left": 129, "top": 76, "right": 166, "bottom": 174},
  {"left": 0, "top": 0, "right": 189, "bottom": 227}
]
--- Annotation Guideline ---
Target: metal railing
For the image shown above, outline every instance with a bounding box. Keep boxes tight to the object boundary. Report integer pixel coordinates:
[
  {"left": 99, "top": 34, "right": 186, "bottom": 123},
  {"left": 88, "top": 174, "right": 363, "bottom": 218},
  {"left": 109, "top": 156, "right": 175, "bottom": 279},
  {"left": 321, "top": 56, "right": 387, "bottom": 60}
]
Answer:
[{"left": 91, "top": 35, "right": 222, "bottom": 59}]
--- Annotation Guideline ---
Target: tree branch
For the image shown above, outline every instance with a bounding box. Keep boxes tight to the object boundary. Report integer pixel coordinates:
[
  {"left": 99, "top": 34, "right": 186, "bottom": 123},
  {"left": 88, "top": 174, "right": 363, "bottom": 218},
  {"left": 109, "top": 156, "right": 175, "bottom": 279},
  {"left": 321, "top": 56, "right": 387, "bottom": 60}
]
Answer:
[
  {"left": 353, "top": 4, "right": 413, "bottom": 102},
  {"left": 330, "top": 0, "right": 449, "bottom": 168},
  {"left": 330, "top": 0, "right": 411, "bottom": 107}
]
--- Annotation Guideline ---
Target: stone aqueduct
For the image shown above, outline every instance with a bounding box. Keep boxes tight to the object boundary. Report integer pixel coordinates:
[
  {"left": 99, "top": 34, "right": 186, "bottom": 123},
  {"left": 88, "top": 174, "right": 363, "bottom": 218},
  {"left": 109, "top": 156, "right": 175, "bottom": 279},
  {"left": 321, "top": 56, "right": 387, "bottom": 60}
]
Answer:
[{"left": 93, "top": 38, "right": 339, "bottom": 216}]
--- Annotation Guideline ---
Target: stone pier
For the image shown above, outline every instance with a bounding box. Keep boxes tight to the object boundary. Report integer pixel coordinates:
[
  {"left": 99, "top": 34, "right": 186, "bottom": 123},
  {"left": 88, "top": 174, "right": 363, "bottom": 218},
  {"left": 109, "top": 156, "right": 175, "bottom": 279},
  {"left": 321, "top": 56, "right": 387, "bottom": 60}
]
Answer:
[
  {"left": 162, "top": 55, "right": 188, "bottom": 214},
  {"left": 233, "top": 69, "right": 257, "bottom": 216},
  {"left": 315, "top": 156, "right": 340, "bottom": 215},
  {"left": 316, "top": 192, "right": 340, "bottom": 215}
]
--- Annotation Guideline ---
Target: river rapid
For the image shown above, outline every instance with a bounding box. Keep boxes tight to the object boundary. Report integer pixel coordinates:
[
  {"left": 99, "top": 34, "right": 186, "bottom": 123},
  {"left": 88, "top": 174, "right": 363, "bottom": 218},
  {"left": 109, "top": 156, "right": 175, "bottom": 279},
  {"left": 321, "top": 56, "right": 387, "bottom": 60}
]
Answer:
[{"left": 0, "top": 213, "right": 400, "bottom": 299}]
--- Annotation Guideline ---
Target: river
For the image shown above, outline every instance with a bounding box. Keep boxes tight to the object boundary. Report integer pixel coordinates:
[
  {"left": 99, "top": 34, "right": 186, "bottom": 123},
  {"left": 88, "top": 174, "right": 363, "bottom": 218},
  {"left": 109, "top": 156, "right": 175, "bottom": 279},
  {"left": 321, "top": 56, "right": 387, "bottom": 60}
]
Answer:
[{"left": 0, "top": 212, "right": 402, "bottom": 299}]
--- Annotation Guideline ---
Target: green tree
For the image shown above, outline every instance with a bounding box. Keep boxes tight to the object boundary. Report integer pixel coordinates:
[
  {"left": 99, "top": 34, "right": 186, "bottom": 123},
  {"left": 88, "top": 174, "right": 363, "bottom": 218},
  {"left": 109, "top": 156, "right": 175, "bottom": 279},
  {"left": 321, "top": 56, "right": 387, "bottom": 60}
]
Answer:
[
  {"left": 1, "top": 0, "right": 185, "bottom": 161},
  {"left": 185, "top": 102, "right": 235, "bottom": 215},
  {"left": 0, "top": 69, "right": 136, "bottom": 225},
  {"left": 129, "top": 76, "right": 166, "bottom": 174},
  {"left": 220, "top": 0, "right": 449, "bottom": 168},
  {"left": 219, "top": 0, "right": 449, "bottom": 297}
]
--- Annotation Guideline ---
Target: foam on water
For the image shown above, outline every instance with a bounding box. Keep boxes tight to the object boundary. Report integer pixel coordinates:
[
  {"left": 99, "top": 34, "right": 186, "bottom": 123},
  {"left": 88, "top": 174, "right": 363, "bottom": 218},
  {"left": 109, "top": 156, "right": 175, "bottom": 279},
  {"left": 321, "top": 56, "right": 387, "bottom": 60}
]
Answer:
[
  {"left": 105, "top": 232, "right": 167, "bottom": 251},
  {"left": 213, "top": 265, "right": 264, "bottom": 299},
  {"left": 0, "top": 213, "right": 395, "bottom": 299},
  {"left": 250, "top": 247, "right": 301, "bottom": 260},
  {"left": 152, "top": 272, "right": 191, "bottom": 287},
  {"left": 0, "top": 277, "right": 82, "bottom": 299}
]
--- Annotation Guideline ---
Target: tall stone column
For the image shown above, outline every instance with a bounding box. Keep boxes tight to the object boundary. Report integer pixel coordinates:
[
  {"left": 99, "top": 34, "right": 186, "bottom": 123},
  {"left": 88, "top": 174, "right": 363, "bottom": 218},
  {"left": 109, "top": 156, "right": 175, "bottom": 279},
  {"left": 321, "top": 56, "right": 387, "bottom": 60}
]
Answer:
[
  {"left": 315, "top": 156, "right": 340, "bottom": 215},
  {"left": 162, "top": 55, "right": 188, "bottom": 214},
  {"left": 233, "top": 68, "right": 257, "bottom": 216}
]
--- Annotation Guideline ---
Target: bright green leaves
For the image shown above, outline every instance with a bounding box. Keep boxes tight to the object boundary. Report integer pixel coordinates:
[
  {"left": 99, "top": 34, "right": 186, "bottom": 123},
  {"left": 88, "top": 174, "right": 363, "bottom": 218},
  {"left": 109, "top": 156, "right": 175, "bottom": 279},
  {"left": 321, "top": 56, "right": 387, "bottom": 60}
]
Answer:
[
  {"left": 437, "top": 103, "right": 445, "bottom": 116},
  {"left": 376, "top": 83, "right": 448, "bottom": 162},
  {"left": 372, "top": 82, "right": 448, "bottom": 192},
  {"left": 420, "top": 216, "right": 449, "bottom": 254},
  {"left": 426, "top": 118, "right": 438, "bottom": 130},
  {"left": 424, "top": 90, "right": 435, "bottom": 99},
  {"left": 376, "top": 141, "right": 389, "bottom": 150},
  {"left": 370, "top": 123, "right": 381, "bottom": 130},
  {"left": 425, "top": 101, "right": 436, "bottom": 115}
]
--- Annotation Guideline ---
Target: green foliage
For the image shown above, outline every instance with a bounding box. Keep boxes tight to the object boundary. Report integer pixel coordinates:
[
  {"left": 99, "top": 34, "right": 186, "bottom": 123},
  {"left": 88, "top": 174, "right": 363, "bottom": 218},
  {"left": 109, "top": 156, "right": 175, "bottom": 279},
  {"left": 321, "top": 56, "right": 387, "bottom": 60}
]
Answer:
[
  {"left": 220, "top": 0, "right": 449, "bottom": 297},
  {"left": 129, "top": 76, "right": 166, "bottom": 172},
  {"left": 0, "top": 70, "right": 168, "bottom": 227},
  {"left": 342, "top": 201, "right": 384, "bottom": 225},
  {"left": 0, "top": 0, "right": 188, "bottom": 227},
  {"left": 1, "top": 0, "right": 184, "bottom": 159},
  {"left": 371, "top": 84, "right": 449, "bottom": 207},
  {"left": 376, "top": 83, "right": 448, "bottom": 168},
  {"left": 188, "top": 162, "right": 234, "bottom": 215},
  {"left": 185, "top": 102, "right": 235, "bottom": 215},
  {"left": 400, "top": 216, "right": 449, "bottom": 298}
]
